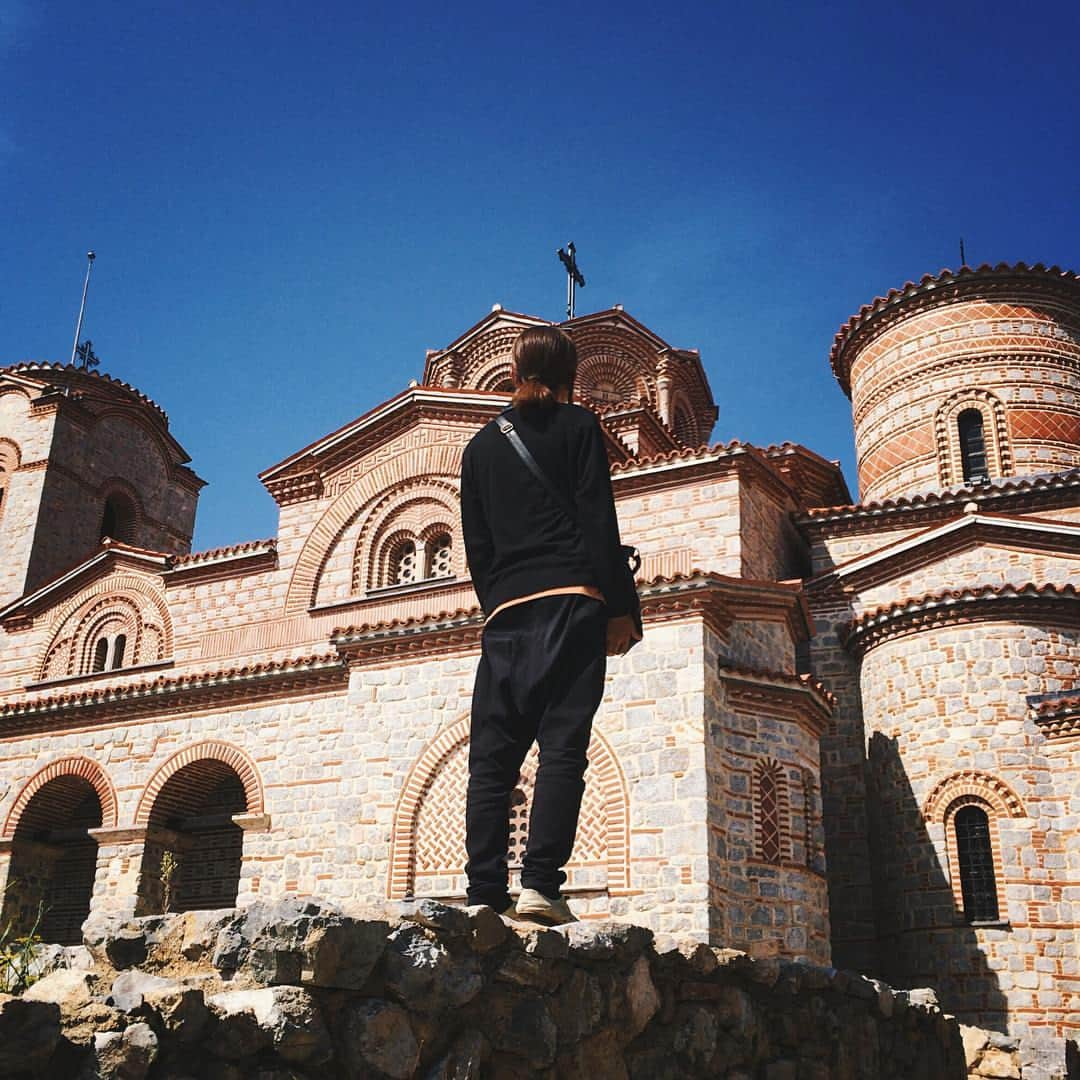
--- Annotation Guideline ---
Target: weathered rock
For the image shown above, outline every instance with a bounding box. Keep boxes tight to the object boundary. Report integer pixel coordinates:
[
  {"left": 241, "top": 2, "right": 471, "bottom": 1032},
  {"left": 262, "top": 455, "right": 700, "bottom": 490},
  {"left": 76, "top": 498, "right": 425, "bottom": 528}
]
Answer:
[
  {"left": 975, "top": 1046, "right": 1021, "bottom": 1079},
  {"left": 340, "top": 998, "right": 419, "bottom": 1079},
  {"left": 0, "top": 994, "right": 61, "bottom": 1075},
  {"left": 179, "top": 909, "right": 236, "bottom": 962},
  {"left": 464, "top": 905, "right": 508, "bottom": 953},
  {"left": 258, "top": 986, "right": 332, "bottom": 1065},
  {"left": 302, "top": 917, "right": 388, "bottom": 990},
  {"left": 495, "top": 950, "right": 562, "bottom": 992},
  {"left": 107, "top": 968, "right": 179, "bottom": 1012},
  {"left": 555, "top": 1028, "right": 628, "bottom": 1079},
  {"left": 557, "top": 920, "right": 653, "bottom": 962},
  {"left": 403, "top": 898, "right": 472, "bottom": 937},
  {"left": 550, "top": 967, "right": 605, "bottom": 1045},
  {"left": 515, "top": 924, "right": 569, "bottom": 961},
  {"left": 94, "top": 1022, "right": 159, "bottom": 1080},
  {"left": 205, "top": 990, "right": 275, "bottom": 1060},
  {"left": 482, "top": 995, "right": 558, "bottom": 1068},
  {"left": 673, "top": 1004, "right": 719, "bottom": 1070},
  {"left": 144, "top": 986, "right": 209, "bottom": 1043},
  {"left": 386, "top": 923, "right": 483, "bottom": 1013},
  {"left": 424, "top": 1028, "right": 490, "bottom": 1079},
  {"left": 624, "top": 954, "right": 660, "bottom": 1037},
  {"left": 901, "top": 986, "right": 940, "bottom": 1009},
  {"left": 22, "top": 967, "right": 95, "bottom": 1009}
]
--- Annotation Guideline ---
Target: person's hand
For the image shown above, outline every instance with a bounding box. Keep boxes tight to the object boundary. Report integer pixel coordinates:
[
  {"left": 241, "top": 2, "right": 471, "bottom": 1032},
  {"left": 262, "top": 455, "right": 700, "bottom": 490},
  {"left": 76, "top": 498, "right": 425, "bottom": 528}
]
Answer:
[{"left": 606, "top": 614, "right": 639, "bottom": 656}]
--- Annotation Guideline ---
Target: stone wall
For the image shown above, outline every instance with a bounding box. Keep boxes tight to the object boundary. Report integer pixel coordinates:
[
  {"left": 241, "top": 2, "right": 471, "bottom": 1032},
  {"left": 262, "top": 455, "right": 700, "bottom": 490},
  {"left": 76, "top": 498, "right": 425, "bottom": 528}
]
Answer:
[
  {"left": 3, "top": 898, "right": 970, "bottom": 1079},
  {"left": 857, "top": 620, "right": 1080, "bottom": 1041}
]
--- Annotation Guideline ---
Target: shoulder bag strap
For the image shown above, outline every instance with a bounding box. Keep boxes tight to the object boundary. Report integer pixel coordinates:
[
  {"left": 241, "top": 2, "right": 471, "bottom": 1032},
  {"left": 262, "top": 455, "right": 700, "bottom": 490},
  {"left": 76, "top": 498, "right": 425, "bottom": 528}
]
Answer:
[{"left": 495, "top": 414, "right": 580, "bottom": 528}]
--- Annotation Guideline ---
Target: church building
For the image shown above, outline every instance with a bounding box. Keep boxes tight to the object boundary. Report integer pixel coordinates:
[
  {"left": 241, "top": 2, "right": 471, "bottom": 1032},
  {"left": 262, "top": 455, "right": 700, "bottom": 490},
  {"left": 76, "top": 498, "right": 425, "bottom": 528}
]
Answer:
[{"left": 0, "top": 263, "right": 1076, "bottom": 1062}]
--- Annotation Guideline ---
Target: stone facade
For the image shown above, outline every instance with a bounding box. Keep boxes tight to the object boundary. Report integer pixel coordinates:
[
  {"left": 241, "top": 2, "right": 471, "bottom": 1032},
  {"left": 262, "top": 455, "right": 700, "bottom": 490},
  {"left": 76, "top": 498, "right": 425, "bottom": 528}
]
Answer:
[{"left": 0, "top": 267, "right": 1078, "bottom": 1075}]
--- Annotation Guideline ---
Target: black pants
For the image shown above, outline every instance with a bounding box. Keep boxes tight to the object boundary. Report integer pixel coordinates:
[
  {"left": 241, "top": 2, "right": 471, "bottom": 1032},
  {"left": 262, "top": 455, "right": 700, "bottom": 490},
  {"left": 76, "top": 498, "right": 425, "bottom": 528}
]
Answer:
[{"left": 465, "top": 593, "right": 607, "bottom": 910}]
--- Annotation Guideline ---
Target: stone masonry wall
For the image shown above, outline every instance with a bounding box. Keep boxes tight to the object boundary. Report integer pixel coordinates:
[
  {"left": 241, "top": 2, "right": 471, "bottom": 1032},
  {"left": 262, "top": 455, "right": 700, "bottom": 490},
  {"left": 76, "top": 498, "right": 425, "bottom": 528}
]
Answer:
[
  {"left": 0, "top": 616, "right": 782, "bottom": 953},
  {"left": 858, "top": 620, "right": 1080, "bottom": 1045}
]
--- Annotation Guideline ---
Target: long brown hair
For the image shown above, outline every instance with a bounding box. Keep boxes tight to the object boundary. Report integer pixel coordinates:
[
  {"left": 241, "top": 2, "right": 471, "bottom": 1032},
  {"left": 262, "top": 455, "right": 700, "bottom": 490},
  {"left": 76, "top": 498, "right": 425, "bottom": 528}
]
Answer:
[{"left": 510, "top": 326, "right": 578, "bottom": 414}]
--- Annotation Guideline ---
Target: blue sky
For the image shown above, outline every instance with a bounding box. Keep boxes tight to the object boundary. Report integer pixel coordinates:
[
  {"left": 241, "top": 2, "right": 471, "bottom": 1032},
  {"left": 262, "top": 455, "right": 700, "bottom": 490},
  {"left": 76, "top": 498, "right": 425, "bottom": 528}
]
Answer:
[{"left": 4, "top": 1, "right": 1080, "bottom": 549}]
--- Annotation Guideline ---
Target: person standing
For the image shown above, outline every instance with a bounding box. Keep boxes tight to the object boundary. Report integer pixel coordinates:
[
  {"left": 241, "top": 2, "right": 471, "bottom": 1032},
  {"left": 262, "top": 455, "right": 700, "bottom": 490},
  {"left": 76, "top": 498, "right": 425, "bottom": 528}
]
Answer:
[{"left": 460, "top": 325, "right": 639, "bottom": 925}]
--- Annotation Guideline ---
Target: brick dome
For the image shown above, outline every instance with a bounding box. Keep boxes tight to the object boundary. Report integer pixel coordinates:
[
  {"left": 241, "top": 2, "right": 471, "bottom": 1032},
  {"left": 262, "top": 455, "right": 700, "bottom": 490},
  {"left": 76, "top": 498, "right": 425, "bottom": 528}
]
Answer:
[{"left": 830, "top": 263, "right": 1080, "bottom": 503}]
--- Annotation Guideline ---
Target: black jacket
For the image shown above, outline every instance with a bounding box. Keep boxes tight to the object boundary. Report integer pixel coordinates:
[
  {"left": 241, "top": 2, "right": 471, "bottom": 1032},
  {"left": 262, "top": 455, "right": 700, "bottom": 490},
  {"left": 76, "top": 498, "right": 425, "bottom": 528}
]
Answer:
[{"left": 460, "top": 403, "right": 631, "bottom": 618}]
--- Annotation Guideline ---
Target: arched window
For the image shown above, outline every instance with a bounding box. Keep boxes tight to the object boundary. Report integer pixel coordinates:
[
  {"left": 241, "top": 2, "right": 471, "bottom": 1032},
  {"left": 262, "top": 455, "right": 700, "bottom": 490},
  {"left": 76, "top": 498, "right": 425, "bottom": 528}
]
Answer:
[
  {"left": 0, "top": 440, "right": 20, "bottom": 523},
  {"left": 954, "top": 805, "right": 999, "bottom": 922},
  {"left": 425, "top": 533, "right": 453, "bottom": 579},
  {"left": 92, "top": 637, "right": 110, "bottom": 673},
  {"left": 958, "top": 409, "right": 989, "bottom": 484},
  {"left": 392, "top": 540, "right": 418, "bottom": 586},
  {"left": 100, "top": 492, "right": 136, "bottom": 543},
  {"left": 90, "top": 632, "right": 129, "bottom": 673}
]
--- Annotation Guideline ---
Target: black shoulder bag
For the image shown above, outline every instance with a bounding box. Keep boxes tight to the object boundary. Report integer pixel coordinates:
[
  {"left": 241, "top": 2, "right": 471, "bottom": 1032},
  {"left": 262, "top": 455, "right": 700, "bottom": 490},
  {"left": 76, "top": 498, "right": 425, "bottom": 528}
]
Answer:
[{"left": 496, "top": 414, "right": 643, "bottom": 649}]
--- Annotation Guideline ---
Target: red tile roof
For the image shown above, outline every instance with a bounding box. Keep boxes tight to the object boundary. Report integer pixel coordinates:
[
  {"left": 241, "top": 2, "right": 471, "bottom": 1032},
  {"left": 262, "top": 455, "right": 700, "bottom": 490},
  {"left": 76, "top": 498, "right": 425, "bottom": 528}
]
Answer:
[
  {"left": 0, "top": 361, "right": 170, "bottom": 424},
  {"left": 830, "top": 262, "right": 1080, "bottom": 396}
]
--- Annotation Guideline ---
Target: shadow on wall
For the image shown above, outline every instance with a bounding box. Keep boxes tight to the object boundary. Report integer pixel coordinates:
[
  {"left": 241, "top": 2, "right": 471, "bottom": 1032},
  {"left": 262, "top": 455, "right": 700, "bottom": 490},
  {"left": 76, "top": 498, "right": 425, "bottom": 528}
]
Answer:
[{"left": 867, "top": 732, "right": 1008, "bottom": 1032}]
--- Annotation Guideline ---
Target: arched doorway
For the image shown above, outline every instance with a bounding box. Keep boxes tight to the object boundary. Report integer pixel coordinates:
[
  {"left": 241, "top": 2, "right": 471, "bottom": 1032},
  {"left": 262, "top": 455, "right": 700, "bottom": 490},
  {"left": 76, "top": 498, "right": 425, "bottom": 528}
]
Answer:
[
  {"left": 2, "top": 777, "right": 102, "bottom": 944},
  {"left": 136, "top": 759, "right": 248, "bottom": 914}
]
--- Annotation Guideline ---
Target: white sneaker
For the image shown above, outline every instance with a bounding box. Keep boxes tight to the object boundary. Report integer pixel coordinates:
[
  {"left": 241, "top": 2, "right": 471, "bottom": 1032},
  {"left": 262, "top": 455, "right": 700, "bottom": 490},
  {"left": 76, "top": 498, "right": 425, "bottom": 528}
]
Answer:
[{"left": 515, "top": 888, "right": 578, "bottom": 926}]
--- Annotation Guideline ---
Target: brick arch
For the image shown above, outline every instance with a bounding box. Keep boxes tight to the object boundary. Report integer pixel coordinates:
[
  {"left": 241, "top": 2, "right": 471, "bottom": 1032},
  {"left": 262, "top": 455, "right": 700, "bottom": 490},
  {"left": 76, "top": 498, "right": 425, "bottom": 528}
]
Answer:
[
  {"left": 74, "top": 596, "right": 141, "bottom": 675},
  {"left": 286, "top": 443, "right": 467, "bottom": 613},
  {"left": 135, "top": 741, "right": 263, "bottom": 826},
  {"left": 576, "top": 353, "right": 649, "bottom": 409},
  {"left": 477, "top": 365, "right": 514, "bottom": 393},
  {"left": 935, "top": 388, "right": 1011, "bottom": 488},
  {"left": 352, "top": 479, "right": 461, "bottom": 592},
  {"left": 40, "top": 577, "right": 171, "bottom": 680},
  {"left": 572, "top": 330, "right": 659, "bottom": 407},
  {"left": 3, "top": 756, "right": 117, "bottom": 839},
  {"left": 671, "top": 391, "right": 699, "bottom": 448},
  {"left": 97, "top": 477, "right": 144, "bottom": 543},
  {"left": 0, "top": 437, "right": 21, "bottom": 472},
  {"left": 460, "top": 327, "right": 522, "bottom": 385},
  {"left": 40, "top": 573, "right": 172, "bottom": 680},
  {"left": 922, "top": 770, "right": 1026, "bottom": 823},
  {"left": 387, "top": 717, "right": 630, "bottom": 900}
]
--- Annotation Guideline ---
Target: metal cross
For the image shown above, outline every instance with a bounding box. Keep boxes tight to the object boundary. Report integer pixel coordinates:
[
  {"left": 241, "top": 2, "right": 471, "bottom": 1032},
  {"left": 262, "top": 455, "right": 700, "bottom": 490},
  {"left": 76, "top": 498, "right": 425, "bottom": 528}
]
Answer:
[
  {"left": 557, "top": 242, "right": 586, "bottom": 319},
  {"left": 75, "top": 340, "right": 100, "bottom": 370}
]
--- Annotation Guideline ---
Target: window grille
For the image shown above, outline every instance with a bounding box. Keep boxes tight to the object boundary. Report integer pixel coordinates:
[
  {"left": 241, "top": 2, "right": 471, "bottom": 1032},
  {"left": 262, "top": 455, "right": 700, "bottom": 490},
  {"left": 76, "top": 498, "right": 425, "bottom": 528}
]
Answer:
[
  {"left": 393, "top": 541, "right": 417, "bottom": 585},
  {"left": 757, "top": 767, "right": 782, "bottom": 863},
  {"left": 958, "top": 409, "right": 989, "bottom": 483},
  {"left": 954, "top": 805, "right": 999, "bottom": 922},
  {"left": 507, "top": 787, "right": 528, "bottom": 867},
  {"left": 427, "top": 534, "right": 453, "bottom": 579}
]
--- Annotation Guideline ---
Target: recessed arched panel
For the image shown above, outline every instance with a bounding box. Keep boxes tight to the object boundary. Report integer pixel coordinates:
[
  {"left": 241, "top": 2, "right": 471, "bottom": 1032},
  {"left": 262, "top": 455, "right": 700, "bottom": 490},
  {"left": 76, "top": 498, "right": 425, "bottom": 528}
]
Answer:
[{"left": 387, "top": 717, "right": 630, "bottom": 900}]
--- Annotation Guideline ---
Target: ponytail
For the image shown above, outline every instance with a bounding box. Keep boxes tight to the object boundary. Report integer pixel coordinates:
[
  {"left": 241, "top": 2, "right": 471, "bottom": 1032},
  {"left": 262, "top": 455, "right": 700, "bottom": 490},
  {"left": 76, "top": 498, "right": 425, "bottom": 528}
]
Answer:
[
  {"left": 511, "top": 375, "right": 557, "bottom": 412},
  {"left": 510, "top": 326, "right": 578, "bottom": 415}
]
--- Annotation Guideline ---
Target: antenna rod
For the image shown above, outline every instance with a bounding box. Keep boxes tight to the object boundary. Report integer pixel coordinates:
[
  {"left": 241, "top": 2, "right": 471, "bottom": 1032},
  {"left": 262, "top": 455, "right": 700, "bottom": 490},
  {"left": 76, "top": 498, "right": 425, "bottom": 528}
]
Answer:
[
  {"left": 69, "top": 251, "right": 96, "bottom": 366},
  {"left": 960, "top": 237, "right": 966, "bottom": 267}
]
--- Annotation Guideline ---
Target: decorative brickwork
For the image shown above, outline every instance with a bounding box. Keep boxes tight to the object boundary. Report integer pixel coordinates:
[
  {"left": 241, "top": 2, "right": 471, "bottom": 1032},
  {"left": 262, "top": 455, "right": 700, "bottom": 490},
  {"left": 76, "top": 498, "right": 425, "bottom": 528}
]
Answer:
[
  {"left": 387, "top": 716, "right": 629, "bottom": 901},
  {"left": 2, "top": 755, "right": 118, "bottom": 839},
  {"left": 752, "top": 758, "right": 790, "bottom": 863},
  {"left": 134, "top": 741, "right": 263, "bottom": 826},
  {"left": 935, "top": 389, "right": 1012, "bottom": 488}
]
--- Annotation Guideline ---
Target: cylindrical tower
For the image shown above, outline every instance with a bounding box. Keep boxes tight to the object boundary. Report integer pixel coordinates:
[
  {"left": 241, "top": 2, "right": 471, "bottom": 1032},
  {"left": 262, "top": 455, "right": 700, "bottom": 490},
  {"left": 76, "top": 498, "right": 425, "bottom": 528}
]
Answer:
[{"left": 831, "top": 263, "right": 1080, "bottom": 504}]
